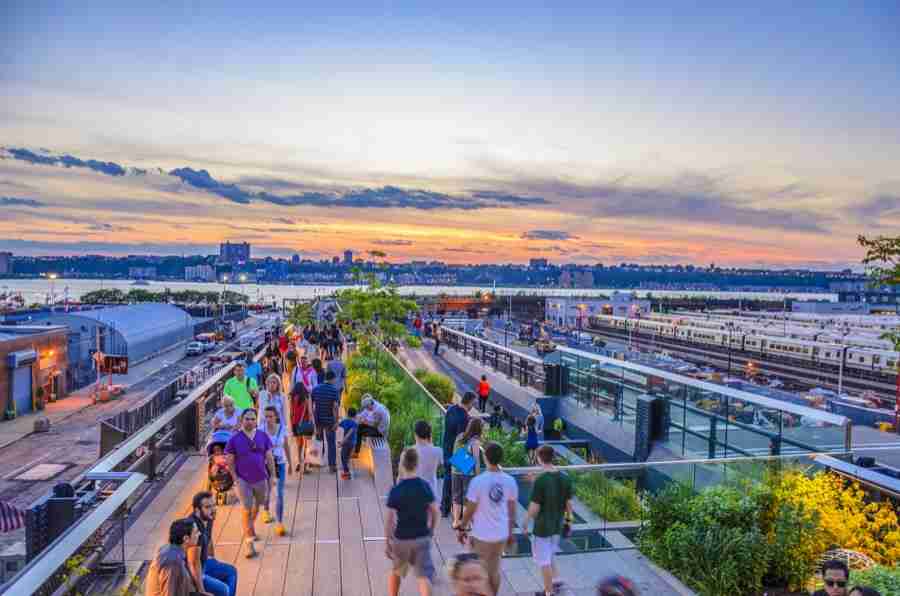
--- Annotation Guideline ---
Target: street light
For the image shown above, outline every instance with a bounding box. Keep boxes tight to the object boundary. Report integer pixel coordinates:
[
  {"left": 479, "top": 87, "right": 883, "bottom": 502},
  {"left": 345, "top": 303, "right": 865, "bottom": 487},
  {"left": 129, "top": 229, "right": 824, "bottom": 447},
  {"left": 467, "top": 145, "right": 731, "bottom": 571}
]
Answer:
[
  {"left": 725, "top": 321, "right": 734, "bottom": 376},
  {"left": 48, "top": 273, "right": 58, "bottom": 308},
  {"left": 221, "top": 274, "right": 230, "bottom": 319},
  {"left": 837, "top": 324, "right": 850, "bottom": 396}
]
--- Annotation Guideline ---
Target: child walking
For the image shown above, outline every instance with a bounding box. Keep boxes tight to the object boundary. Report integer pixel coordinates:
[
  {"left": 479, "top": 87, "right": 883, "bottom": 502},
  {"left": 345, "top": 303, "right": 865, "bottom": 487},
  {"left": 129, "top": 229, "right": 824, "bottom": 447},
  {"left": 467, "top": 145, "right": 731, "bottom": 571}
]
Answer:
[{"left": 339, "top": 407, "right": 359, "bottom": 480}]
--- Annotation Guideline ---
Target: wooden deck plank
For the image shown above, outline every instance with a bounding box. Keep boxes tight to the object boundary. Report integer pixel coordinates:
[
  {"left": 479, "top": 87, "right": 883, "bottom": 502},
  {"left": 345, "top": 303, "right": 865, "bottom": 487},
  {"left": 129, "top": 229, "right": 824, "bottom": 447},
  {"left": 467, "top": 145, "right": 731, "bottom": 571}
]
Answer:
[
  {"left": 232, "top": 536, "right": 264, "bottom": 596},
  {"left": 339, "top": 498, "right": 372, "bottom": 596},
  {"left": 269, "top": 471, "right": 302, "bottom": 544},
  {"left": 314, "top": 543, "right": 342, "bottom": 596},
  {"left": 318, "top": 465, "right": 339, "bottom": 501},
  {"left": 252, "top": 543, "right": 290, "bottom": 596},
  {"left": 299, "top": 465, "right": 320, "bottom": 501},
  {"left": 284, "top": 540, "right": 315, "bottom": 596},
  {"left": 316, "top": 498, "right": 340, "bottom": 542},
  {"left": 364, "top": 540, "right": 391, "bottom": 596}
]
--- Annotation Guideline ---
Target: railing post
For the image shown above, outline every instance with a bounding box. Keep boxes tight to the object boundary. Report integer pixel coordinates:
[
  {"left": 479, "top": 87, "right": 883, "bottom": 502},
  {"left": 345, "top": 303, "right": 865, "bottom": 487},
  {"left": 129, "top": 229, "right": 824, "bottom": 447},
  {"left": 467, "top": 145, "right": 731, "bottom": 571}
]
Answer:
[{"left": 708, "top": 416, "right": 718, "bottom": 460}]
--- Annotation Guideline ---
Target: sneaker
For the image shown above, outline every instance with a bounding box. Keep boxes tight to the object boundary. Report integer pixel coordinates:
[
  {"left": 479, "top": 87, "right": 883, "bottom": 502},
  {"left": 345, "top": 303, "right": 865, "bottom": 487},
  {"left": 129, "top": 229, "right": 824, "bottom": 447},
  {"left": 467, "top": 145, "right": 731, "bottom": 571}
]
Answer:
[
  {"left": 341, "top": 472, "right": 351, "bottom": 480},
  {"left": 275, "top": 523, "right": 286, "bottom": 536},
  {"left": 329, "top": 465, "right": 338, "bottom": 473},
  {"left": 245, "top": 539, "right": 257, "bottom": 558},
  {"left": 261, "top": 510, "right": 273, "bottom": 523}
]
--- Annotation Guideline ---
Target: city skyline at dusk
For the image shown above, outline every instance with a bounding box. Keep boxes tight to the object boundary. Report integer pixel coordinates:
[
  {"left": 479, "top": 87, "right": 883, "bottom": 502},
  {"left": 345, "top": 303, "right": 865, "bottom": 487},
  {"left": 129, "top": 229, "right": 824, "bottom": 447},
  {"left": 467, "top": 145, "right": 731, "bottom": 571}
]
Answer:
[{"left": 3, "top": 2, "right": 899, "bottom": 268}]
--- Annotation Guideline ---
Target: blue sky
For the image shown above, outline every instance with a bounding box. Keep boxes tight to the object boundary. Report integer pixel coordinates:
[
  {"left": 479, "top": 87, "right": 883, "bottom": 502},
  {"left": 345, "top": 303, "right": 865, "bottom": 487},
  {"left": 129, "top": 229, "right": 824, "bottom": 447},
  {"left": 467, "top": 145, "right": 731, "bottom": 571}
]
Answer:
[{"left": 2, "top": 1, "right": 899, "bottom": 266}]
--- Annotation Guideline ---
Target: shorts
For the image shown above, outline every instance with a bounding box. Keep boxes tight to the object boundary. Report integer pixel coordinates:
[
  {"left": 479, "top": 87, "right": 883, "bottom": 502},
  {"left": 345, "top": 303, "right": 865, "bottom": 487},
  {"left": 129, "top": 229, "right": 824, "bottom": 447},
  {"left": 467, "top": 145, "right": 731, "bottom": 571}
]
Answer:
[
  {"left": 531, "top": 534, "right": 560, "bottom": 568},
  {"left": 470, "top": 537, "right": 506, "bottom": 589},
  {"left": 236, "top": 478, "right": 268, "bottom": 510},
  {"left": 452, "top": 474, "right": 473, "bottom": 506},
  {"left": 389, "top": 537, "right": 435, "bottom": 580}
]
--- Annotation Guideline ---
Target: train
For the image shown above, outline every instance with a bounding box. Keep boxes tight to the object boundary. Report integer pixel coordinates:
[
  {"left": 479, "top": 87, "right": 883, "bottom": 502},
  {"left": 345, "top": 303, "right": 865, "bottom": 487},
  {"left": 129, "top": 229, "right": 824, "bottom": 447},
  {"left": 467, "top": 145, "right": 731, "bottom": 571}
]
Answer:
[{"left": 588, "top": 314, "right": 898, "bottom": 375}]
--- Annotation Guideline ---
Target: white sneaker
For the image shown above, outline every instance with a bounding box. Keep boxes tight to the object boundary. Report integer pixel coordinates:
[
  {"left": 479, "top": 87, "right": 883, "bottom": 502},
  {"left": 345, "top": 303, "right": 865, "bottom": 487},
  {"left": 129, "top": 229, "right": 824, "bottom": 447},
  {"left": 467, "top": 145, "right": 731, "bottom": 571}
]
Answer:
[{"left": 244, "top": 538, "right": 257, "bottom": 558}]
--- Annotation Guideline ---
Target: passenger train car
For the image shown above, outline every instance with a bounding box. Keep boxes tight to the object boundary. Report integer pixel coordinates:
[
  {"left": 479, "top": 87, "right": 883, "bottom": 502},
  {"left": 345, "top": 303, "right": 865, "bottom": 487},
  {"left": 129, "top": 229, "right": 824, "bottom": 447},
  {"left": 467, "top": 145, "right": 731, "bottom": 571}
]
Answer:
[{"left": 589, "top": 314, "right": 898, "bottom": 375}]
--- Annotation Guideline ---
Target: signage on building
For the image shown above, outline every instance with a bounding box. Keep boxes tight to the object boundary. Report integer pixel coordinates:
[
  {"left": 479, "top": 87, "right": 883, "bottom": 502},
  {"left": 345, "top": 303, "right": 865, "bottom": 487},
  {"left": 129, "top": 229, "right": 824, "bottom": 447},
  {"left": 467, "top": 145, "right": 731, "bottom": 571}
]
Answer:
[{"left": 94, "top": 353, "right": 129, "bottom": 375}]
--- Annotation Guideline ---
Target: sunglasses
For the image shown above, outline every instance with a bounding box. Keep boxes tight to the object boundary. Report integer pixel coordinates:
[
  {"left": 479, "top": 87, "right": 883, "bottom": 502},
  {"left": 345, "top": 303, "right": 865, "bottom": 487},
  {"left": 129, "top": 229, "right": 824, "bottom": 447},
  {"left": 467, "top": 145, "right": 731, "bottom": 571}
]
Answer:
[{"left": 824, "top": 580, "right": 847, "bottom": 588}]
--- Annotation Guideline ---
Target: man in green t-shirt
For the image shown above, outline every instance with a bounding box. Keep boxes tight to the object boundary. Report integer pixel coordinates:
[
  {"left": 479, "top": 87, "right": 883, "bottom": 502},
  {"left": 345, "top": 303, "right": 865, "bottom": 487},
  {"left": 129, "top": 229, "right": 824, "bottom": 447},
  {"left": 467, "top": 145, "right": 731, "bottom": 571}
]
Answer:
[
  {"left": 223, "top": 362, "right": 258, "bottom": 411},
  {"left": 522, "top": 444, "right": 572, "bottom": 596}
]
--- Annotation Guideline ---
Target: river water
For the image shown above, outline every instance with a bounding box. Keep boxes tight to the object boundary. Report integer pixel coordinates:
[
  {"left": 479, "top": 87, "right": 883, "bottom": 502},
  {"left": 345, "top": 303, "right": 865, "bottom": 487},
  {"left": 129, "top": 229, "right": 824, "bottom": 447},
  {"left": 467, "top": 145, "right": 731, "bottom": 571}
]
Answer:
[{"left": 0, "top": 279, "right": 837, "bottom": 304}]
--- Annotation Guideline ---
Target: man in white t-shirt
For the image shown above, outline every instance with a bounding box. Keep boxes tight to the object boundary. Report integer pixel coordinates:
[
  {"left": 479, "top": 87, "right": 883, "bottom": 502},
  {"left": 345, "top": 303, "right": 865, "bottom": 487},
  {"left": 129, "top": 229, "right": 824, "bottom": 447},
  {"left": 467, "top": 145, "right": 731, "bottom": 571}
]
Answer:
[
  {"left": 458, "top": 441, "right": 518, "bottom": 596},
  {"left": 413, "top": 420, "right": 443, "bottom": 498}
]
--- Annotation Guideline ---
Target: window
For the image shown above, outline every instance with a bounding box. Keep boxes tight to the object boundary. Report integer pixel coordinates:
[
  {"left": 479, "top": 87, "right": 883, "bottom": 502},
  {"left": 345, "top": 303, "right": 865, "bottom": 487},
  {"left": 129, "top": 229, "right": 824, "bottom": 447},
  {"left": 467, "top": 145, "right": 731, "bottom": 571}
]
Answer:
[{"left": 5, "top": 562, "right": 18, "bottom": 572}]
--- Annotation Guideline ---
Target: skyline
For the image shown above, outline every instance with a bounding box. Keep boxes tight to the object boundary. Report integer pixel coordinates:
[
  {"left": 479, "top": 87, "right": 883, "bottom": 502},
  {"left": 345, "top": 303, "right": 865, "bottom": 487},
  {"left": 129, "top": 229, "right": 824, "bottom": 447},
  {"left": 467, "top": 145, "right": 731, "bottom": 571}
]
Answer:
[{"left": 3, "top": 2, "right": 899, "bottom": 268}]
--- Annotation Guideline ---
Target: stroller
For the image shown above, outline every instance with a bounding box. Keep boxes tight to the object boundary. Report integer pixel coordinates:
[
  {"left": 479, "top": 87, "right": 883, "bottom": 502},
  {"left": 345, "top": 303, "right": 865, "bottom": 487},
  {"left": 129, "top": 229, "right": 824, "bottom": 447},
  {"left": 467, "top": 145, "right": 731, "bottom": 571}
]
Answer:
[{"left": 206, "top": 430, "right": 234, "bottom": 505}]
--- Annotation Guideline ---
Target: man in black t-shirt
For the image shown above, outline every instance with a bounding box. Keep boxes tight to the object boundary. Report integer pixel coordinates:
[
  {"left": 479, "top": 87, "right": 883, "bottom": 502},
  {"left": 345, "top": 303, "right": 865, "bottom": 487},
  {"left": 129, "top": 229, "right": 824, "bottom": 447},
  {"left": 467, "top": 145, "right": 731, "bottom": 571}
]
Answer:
[
  {"left": 441, "top": 392, "right": 476, "bottom": 516},
  {"left": 385, "top": 448, "right": 437, "bottom": 596}
]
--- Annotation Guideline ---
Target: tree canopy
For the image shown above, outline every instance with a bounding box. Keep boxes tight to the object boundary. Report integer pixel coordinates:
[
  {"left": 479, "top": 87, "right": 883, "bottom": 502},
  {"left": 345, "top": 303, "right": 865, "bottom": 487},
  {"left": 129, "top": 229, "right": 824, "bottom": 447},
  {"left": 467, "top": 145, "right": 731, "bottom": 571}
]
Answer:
[
  {"left": 80, "top": 288, "right": 248, "bottom": 305},
  {"left": 858, "top": 234, "right": 900, "bottom": 351}
]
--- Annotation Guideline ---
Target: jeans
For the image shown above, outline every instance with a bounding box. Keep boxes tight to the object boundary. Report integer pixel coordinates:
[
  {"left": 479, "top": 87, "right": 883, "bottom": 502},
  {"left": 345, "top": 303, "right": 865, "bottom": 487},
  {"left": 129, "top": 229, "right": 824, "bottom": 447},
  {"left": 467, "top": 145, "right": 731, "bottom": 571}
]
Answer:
[
  {"left": 318, "top": 426, "right": 337, "bottom": 467},
  {"left": 203, "top": 558, "right": 237, "bottom": 596},
  {"left": 434, "top": 339, "right": 441, "bottom": 355},
  {"left": 354, "top": 424, "right": 383, "bottom": 455},
  {"left": 265, "top": 462, "right": 286, "bottom": 522},
  {"left": 340, "top": 436, "right": 354, "bottom": 473},
  {"left": 440, "top": 459, "right": 453, "bottom": 515}
]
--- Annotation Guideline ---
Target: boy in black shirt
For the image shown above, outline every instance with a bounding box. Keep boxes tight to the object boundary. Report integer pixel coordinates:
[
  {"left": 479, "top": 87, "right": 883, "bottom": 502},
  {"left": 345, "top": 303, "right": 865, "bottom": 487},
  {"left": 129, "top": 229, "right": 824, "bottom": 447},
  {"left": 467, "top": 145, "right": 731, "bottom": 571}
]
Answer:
[{"left": 385, "top": 447, "right": 437, "bottom": 596}]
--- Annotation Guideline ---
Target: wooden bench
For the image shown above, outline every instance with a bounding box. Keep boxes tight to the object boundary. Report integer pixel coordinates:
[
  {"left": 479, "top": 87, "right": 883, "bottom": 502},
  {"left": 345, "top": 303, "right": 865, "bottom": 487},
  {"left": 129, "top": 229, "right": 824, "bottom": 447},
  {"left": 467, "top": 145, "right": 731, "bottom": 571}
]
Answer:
[{"left": 367, "top": 437, "right": 394, "bottom": 497}]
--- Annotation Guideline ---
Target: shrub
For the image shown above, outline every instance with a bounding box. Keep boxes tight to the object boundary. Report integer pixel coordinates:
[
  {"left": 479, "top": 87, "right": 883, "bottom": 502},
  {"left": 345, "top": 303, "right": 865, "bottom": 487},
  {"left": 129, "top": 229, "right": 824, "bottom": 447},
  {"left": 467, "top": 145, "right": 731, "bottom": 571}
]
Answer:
[
  {"left": 405, "top": 334, "right": 422, "bottom": 348},
  {"left": 483, "top": 427, "right": 528, "bottom": 467},
  {"left": 852, "top": 565, "right": 900, "bottom": 596},
  {"left": 571, "top": 472, "right": 641, "bottom": 522},
  {"left": 412, "top": 370, "right": 456, "bottom": 404},
  {"left": 344, "top": 369, "right": 378, "bottom": 410}
]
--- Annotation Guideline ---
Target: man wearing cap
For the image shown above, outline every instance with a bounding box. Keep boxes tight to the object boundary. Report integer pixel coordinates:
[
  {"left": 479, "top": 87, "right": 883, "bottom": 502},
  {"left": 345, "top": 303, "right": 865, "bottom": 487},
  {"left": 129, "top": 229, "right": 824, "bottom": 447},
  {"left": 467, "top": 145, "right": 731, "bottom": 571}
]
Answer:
[{"left": 354, "top": 394, "right": 391, "bottom": 457}]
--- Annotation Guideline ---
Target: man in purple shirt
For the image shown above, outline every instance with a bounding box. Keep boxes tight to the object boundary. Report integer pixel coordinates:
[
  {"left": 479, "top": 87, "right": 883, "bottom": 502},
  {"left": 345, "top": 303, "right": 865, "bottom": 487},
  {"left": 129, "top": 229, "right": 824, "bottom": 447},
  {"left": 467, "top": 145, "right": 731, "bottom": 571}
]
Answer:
[{"left": 226, "top": 408, "right": 274, "bottom": 558}]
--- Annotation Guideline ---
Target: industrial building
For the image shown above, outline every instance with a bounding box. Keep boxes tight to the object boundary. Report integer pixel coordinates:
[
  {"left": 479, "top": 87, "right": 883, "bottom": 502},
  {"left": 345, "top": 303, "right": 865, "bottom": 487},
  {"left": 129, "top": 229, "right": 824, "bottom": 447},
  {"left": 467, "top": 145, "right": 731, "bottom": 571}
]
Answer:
[
  {"left": 792, "top": 300, "right": 871, "bottom": 314},
  {"left": 0, "top": 325, "right": 68, "bottom": 417},
  {"left": 24, "top": 304, "right": 194, "bottom": 389},
  {"left": 546, "top": 292, "right": 651, "bottom": 328}
]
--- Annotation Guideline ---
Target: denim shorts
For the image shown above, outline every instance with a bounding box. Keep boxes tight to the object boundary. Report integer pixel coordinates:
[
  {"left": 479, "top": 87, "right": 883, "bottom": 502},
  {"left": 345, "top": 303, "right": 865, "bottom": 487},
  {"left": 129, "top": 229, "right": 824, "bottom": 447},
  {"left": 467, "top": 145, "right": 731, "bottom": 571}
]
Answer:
[{"left": 236, "top": 478, "right": 267, "bottom": 509}]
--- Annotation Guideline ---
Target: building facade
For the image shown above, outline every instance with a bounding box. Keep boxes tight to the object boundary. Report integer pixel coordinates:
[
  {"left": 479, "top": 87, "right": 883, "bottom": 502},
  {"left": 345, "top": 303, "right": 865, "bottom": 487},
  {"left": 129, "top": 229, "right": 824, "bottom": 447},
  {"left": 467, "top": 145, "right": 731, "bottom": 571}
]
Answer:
[
  {"left": 0, "top": 325, "right": 69, "bottom": 417},
  {"left": 0, "top": 252, "right": 11, "bottom": 276},
  {"left": 128, "top": 266, "right": 156, "bottom": 279},
  {"left": 343, "top": 250, "right": 353, "bottom": 265},
  {"left": 837, "top": 285, "right": 900, "bottom": 313},
  {"left": 792, "top": 301, "right": 872, "bottom": 314},
  {"left": 545, "top": 292, "right": 651, "bottom": 328},
  {"left": 185, "top": 264, "right": 216, "bottom": 282},
  {"left": 219, "top": 241, "right": 251, "bottom": 264}
]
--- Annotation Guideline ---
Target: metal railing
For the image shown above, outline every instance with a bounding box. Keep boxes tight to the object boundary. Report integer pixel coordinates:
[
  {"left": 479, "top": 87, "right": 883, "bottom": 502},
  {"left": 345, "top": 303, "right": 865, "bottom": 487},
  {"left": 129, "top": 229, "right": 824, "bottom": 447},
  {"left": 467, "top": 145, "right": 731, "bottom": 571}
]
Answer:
[
  {"left": 441, "top": 326, "right": 547, "bottom": 393},
  {"left": 3, "top": 331, "right": 275, "bottom": 596}
]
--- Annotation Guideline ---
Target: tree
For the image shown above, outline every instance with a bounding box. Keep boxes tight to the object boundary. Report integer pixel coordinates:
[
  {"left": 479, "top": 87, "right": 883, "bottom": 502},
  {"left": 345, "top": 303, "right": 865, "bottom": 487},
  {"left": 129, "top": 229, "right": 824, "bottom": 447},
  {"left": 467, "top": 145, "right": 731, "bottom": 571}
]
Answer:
[
  {"left": 286, "top": 302, "right": 314, "bottom": 330},
  {"left": 858, "top": 234, "right": 900, "bottom": 351},
  {"left": 81, "top": 289, "right": 126, "bottom": 304}
]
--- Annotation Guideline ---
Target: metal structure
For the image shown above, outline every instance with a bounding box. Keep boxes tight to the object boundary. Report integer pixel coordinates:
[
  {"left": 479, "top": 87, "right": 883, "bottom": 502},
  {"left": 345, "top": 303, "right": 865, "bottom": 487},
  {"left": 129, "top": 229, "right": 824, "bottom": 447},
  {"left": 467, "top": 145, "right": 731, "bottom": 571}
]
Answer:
[{"left": 441, "top": 327, "right": 548, "bottom": 394}]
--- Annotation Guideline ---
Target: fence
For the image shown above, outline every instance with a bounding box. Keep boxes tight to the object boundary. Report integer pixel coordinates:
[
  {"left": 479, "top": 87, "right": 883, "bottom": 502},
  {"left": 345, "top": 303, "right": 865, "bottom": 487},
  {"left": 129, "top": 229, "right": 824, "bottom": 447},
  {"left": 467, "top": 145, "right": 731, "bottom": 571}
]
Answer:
[
  {"left": 441, "top": 326, "right": 549, "bottom": 394},
  {"left": 3, "top": 334, "right": 272, "bottom": 596}
]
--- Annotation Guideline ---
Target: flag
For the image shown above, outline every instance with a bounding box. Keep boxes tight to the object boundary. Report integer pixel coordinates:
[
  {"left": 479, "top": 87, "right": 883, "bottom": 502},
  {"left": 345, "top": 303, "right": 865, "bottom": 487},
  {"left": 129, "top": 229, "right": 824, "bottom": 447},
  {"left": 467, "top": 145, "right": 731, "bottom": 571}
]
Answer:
[{"left": 0, "top": 500, "right": 25, "bottom": 533}]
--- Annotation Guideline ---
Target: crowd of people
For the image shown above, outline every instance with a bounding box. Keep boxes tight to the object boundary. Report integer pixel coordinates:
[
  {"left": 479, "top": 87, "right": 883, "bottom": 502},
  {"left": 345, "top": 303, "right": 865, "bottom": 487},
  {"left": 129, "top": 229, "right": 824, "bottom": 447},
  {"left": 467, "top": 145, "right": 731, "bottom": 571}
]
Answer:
[{"left": 143, "top": 317, "right": 884, "bottom": 596}]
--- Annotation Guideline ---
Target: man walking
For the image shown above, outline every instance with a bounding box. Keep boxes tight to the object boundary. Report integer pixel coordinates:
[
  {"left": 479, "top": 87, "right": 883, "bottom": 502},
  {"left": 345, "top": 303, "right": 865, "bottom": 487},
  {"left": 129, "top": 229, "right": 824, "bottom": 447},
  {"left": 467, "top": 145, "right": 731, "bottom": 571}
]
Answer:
[
  {"left": 433, "top": 321, "right": 442, "bottom": 355},
  {"left": 441, "top": 392, "right": 475, "bottom": 516},
  {"left": 187, "top": 491, "right": 238, "bottom": 596},
  {"left": 385, "top": 448, "right": 437, "bottom": 596},
  {"left": 225, "top": 409, "right": 274, "bottom": 558},
  {"left": 522, "top": 444, "right": 573, "bottom": 596},
  {"left": 457, "top": 441, "right": 518, "bottom": 596},
  {"left": 223, "top": 362, "right": 258, "bottom": 411},
  {"left": 311, "top": 370, "right": 341, "bottom": 473},
  {"left": 477, "top": 375, "right": 491, "bottom": 413}
]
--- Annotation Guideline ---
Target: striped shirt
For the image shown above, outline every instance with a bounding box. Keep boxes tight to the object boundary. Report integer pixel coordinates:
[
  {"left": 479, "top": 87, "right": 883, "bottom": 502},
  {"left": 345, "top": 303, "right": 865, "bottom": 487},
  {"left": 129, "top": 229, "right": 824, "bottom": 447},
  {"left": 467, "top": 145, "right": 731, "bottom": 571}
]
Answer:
[{"left": 311, "top": 382, "right": 340, "bottom": 426}]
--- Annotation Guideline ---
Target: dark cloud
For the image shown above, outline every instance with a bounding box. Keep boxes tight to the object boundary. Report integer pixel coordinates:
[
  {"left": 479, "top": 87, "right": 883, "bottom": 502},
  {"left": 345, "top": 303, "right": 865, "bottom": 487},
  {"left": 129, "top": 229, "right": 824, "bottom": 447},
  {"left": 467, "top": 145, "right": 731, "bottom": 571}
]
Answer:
[
  {"left": 269, "top": 227, "right": 298, "bottom": 233},
  {"left": 507, "top": 175, "right": 830, "bottom": 232},
  {"left": 848, "top": 194, "right": 900, "bottom": 221},
  {"left": 372, "top": 239, "right": 414, "bottom": 246},
  {"left": 6, "top": 147, "right": 128, "bottom": 177},
  {"left": 521, "top": 229, "right": 577, "bottom": 241},
  {"left": 271, "top": 217, "right": 297, "bottom": 225},
  {"left": 87, "top": 223, "right": 134, "bottom": 232},
  {"left": 467, "top": 190, "right": 548, "bottom": 206},
  {"left": 0, "top": 238, "right": 220, "bottom": 256},
  {"left": 1, "top": 196, "right": 44, "bottom": 207}
]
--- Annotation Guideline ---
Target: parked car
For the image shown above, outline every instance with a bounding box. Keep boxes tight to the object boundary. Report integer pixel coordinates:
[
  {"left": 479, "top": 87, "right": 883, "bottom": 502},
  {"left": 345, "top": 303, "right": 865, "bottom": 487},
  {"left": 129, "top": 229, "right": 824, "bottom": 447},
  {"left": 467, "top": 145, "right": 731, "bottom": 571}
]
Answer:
[{"left": 186, "top": 341, "right": 205, "bottom": 356}]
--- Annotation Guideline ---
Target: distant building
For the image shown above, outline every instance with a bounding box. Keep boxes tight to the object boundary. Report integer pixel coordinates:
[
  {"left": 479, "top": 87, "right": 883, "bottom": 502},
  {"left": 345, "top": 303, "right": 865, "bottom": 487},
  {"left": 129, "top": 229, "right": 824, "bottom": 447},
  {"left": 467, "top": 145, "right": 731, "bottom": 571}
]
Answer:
[
  {"left": 0, "top": 325, "right": 69, "bottom": 416},
  {"left": 343, "top": 250, "right": 353, "bottom": 265},
  {"left": 792, "top": 301, "right": 871, "bottom": 314},
  {"left": 332, "top": 256, "right": 340, "bottom": 266},
  {"left": 838, "top": 284, "right": 899, "bottom": 313},
  {"left": 529, "top": 258, "right": 549, "bottom": 269},
  {"left": 291, "top": 254, "right": 301, "bottom": 265},
  {"left": 545, "top": 292, "right": 650, "bottom": 327},
  {"left": 128, "top": 266, "right": 156, "bottom": 279},
  {"left": 0, "top": 252, "right": 11, "bottom": 276},
  {"left": 185, "top": 264, "right": 216, "bottom": 282},
  {"left": 219, "top": 241, "right": 251, "bottom": 264}
]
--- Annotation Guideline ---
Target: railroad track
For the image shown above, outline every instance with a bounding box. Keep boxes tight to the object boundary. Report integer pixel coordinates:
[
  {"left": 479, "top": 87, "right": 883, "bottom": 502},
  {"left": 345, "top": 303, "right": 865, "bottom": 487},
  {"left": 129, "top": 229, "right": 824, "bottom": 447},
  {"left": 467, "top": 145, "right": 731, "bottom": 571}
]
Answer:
[{"left": 586, "top": 326, "right": 897, "bottom": 398}]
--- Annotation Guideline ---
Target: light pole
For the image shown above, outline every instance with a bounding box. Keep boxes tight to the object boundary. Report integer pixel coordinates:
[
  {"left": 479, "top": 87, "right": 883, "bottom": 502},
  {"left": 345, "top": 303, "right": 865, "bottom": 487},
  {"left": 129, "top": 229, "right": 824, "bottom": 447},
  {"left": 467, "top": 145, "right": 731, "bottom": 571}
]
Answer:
[
  {"left": 221, "top": 274, "right": 229, "bottom": 319},
  {"left": 837, "top": 324, "right": 850, "bottom": 396},
  {"left": 725, "top": 321, "right": 734, "bottom": 376},
  {"left": 48, "top": 273, "right": 57, "bottom": 308}
]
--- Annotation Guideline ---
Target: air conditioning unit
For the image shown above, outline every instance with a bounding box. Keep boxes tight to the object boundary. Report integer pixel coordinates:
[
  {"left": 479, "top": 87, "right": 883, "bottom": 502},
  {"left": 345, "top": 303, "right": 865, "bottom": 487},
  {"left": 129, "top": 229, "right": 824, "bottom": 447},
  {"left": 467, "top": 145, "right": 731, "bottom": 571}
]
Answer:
[{"left": 7, "top": 349, "right": 38, "bottom": 368}]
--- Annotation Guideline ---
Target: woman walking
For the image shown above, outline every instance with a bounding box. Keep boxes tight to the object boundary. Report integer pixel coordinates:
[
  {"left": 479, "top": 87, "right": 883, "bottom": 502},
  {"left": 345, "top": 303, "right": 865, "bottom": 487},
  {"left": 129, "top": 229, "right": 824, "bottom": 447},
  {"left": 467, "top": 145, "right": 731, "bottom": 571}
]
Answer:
[
  {"left": 262, "top": 406, "right": 293, "bottom": 535},
  {"left": 257, "top": 374, "right": 290, "bottom": 436},
  {"left": 290, "top": 382, "right": 314, "bottom": 473},
  {"left": 451, "top": 418, "right": 483, "bottom": 530}
]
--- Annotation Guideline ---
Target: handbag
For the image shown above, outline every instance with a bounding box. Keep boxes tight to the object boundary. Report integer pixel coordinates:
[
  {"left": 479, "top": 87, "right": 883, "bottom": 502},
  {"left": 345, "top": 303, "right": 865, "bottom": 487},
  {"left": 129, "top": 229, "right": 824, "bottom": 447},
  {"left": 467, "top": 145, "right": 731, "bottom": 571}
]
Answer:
[
  {"left": 306, "top": 436, "right": 324, "bottom": 467},
  {"left": 297, "top": 403, "right": 315, "bottom": 436},
  {"left": 449, "top": 445, "right": 475, "bottom": 475}
]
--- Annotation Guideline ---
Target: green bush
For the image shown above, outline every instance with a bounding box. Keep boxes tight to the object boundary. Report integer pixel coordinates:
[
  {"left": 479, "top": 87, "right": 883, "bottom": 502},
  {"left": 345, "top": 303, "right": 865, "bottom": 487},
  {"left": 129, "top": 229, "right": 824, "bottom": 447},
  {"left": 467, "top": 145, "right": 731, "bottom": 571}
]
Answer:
[
  {"left": 852, "top": 565, "right": 900, "bottom": 596},
  {"left": 413, "top": 370, "right": 456, "bottom": 404},
  {"left": 405, "top": 334, "right": 423, "bottom": 348},
  {"left": 483, "top": 427, "right": 528, "bottom": 467},
  {"left": 344, "top": 369, "right": 379, "bottom": 410},
  {"left": 571, "top": 472, "right": 641, "bottom": 522}
]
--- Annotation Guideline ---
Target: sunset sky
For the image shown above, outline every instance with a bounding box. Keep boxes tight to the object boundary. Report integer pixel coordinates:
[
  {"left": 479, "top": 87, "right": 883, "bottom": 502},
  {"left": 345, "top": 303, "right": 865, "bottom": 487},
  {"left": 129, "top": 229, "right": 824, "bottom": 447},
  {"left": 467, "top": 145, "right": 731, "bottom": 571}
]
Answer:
[{"left": 2, "top": 2, "right": 899, "bottom": 268}]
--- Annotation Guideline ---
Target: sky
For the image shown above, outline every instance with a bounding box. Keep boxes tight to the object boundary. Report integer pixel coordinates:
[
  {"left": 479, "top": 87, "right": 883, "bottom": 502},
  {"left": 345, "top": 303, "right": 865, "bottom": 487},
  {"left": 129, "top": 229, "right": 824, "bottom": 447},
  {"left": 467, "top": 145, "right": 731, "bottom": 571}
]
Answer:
[{"left": 2, "top": 1, "right": 899, "bottom": 268}]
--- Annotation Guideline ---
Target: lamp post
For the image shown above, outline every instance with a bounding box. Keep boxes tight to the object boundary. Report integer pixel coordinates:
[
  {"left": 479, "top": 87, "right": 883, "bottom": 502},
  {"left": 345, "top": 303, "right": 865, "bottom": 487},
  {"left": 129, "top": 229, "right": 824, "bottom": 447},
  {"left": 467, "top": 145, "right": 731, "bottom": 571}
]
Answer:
[
  {"left": 837, "top": 324, "right": 850, "bottom": 397},
  {"left": 221, "top": 274, "right": 229, "bottom": 319},
  {"left": 726, "top": 321, "right": 734, "bottom": 376},
  {"left": 48, "top": 273, "right": 58, "bottom": 308}
]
